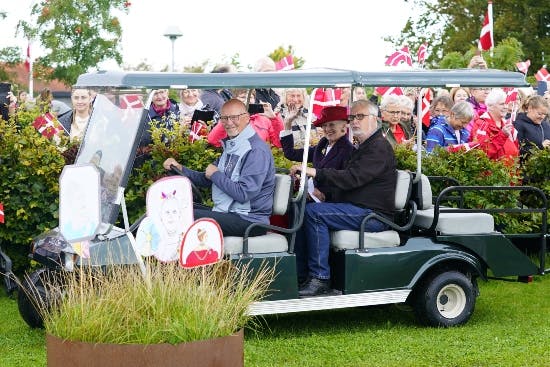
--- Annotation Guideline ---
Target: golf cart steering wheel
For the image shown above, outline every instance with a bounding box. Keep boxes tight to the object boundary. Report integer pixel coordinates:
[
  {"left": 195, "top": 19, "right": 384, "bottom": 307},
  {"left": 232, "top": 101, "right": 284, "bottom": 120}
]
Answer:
[{"left": 169, "top": 164, "right": 204, "bottom": 204}]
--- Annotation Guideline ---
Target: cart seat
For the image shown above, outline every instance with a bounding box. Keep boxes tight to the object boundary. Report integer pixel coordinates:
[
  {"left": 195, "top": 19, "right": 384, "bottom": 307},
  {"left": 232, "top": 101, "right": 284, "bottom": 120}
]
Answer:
[
  {"left": 413, "top": 174, "right": 494, "bottom": 234},
  {"left": 331, "top": 170, "right": 412, "bottom": 250},
  {"left": 224, "top": 174, "right": 292, "bottom": 254}
]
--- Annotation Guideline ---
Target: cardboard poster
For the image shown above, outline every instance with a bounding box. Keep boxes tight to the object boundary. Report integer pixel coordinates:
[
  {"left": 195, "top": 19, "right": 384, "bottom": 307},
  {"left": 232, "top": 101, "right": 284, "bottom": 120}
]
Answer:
[
  {"left": 135, "top": 176, "right": 194, "bottom": 262},
  {"left": 179, "top": 218, "right": 223, "bottom": 269}
]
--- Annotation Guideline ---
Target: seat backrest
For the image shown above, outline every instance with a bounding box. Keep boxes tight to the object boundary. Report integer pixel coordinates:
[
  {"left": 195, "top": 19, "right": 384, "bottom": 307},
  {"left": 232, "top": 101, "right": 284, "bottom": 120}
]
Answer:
[
  {"left": 272, "top": 174, "right": 292, "bottom": 215},
  {"left": 411, "top": 173, "right": 433, "bottom": 210},
  {"left": 395, "top": 170, "right": 413, "bottom": 210}
]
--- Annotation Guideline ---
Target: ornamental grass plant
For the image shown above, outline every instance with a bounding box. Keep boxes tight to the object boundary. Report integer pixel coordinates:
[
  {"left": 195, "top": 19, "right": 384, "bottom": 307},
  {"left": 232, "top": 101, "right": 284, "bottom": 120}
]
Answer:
[{"left": 38, "top": 259, "right": 274, "bottom": 344}]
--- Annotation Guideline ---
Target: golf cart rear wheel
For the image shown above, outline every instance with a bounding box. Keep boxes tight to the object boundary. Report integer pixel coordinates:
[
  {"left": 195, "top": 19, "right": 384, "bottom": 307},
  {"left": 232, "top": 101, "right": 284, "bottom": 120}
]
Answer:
[
  {"left": 413, "top": 270, "right": 475, "bottom": 327},
  {"left": 17, "top": 268, "right": 62, "bottom": 328}
]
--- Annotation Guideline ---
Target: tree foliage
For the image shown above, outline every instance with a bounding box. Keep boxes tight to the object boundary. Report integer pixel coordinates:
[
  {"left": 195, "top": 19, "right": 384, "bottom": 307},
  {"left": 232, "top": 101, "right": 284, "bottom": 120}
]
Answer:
[
  {"left": 389, "top": 0, "right": 550, "bottom": 72},
  {"left": 17, "top": 0, "right": 131, "bottom": 85}
]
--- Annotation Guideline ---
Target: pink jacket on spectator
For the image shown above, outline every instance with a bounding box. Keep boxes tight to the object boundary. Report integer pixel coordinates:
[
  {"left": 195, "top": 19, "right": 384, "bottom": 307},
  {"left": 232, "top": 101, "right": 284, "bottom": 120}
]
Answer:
[{"left": 207, "top": 114, "right": 284, "bottom": 148}]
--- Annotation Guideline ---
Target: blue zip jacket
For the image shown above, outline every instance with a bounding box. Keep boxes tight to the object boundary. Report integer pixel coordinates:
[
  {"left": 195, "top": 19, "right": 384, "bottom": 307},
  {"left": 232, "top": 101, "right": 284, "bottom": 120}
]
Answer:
[
  {"left": 426, "top": 121, "right": 470, "bottom": 153},
  {"left": 183, "top": 124, "right": 275, "bottom": 224}
]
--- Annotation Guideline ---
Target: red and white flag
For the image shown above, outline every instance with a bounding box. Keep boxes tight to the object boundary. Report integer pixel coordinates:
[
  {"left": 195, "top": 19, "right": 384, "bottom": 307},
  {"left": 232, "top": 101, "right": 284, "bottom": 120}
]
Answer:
[
  {"left": 417, "top": 43, "right": 428, "bottom": 64},
  {"left": 120, "top": 94, "right": 144, "bottom": 109},
  {"left": 503, "top": 87, "right": 519, "bottom": 122},
  {"left": 421, "top": 88, "right": 433, "bottom": 128},
  {"left": 275, "top": 55, "right": 294, "bottom": 71},
  {"left": 312, "top": 88, "right": 343, "bottom": 119},
  {"left": 515, "top": 60, "right": 530, "bottom": 75},
  {"left": 24, "top": 43, "right": 31, "bottom": 72},
  {"left": 535, "top": 67, "right": 550, "bottom": 82},
  {"left": 374, "top": 86, "right": 403, "bottom": 99},
  {"left": 478, "top": 1, "right": 493, "bottom": 51},
  {"left": 189, "top": 121, "right": 208, "bottom": 143},
  {"left": 0, "top": 202, "right": 4, "bottom": 224},
  {"left": 385, "top": 46, "right": 413, "bottom": 67},
  {"left": 32, "top": 112, "right": 64, "bottom": 139}
]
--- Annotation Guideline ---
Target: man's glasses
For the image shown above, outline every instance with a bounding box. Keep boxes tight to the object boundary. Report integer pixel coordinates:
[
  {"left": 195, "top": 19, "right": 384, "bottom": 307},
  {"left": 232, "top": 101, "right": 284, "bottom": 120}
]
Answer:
[
  {"left": 384, "top": 110, "right": 402, "bottom": 116},
  {"left": 219, "top": 113, "right": 247, "bottom": 122},
  {"left": 348, "top": 113, "right": 376, "bottom": 121}
]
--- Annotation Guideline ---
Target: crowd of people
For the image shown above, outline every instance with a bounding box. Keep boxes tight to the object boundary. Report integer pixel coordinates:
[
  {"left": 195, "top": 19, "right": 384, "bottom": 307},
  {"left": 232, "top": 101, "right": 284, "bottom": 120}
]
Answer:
[{"left": 3, "top": 56, "right": 549, "bottom": 297}]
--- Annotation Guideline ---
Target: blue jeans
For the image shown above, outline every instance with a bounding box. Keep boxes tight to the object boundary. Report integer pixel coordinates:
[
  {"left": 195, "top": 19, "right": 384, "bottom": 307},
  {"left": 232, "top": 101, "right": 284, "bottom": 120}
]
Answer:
[{"left": 303, "top": 202, "right": 388, "bottom": 279}]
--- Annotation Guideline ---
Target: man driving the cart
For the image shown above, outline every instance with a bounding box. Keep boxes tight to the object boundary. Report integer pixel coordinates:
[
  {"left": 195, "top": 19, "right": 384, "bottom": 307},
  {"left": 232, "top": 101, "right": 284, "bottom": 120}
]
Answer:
[
  {"left": 163, "top": 98, "right": 276, "bottom": 237},
  {"left": 292, "top": 99, "right": 397, "bottom": 297}
]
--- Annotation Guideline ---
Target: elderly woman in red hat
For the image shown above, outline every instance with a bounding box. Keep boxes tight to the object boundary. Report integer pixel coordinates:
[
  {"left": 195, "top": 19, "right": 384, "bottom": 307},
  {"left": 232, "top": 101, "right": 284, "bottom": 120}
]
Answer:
[{"left": 279, "top": 105, "right": 354, "bottom": 202}]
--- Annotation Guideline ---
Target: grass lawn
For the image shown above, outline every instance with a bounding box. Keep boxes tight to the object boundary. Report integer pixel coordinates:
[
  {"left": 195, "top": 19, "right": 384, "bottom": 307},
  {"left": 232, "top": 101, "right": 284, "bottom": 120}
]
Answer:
[{"left": 1, "top": 273, "right": 549, "bottom": 367}]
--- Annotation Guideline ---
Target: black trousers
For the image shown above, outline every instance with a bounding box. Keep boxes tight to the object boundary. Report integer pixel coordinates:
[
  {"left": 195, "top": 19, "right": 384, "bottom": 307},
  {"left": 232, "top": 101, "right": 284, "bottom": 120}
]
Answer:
[{"left": 193, "top": 206, "right": 267, "bottom": 237}]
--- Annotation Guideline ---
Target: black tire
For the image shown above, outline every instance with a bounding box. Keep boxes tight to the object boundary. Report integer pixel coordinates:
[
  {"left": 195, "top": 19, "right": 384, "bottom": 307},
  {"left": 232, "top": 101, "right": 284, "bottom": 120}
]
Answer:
[
  {"left": 413, "top": 271, "right": 476, "bottom": 327},
  {"left": 17, "top": 268, "right": 62, "bottom": 328}
]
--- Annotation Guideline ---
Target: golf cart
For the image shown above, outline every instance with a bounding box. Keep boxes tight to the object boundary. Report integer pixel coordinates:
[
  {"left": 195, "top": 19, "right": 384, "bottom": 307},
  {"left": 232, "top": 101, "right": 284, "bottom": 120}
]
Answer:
[{"left": 16, "top": 68, "right": 548, "bottom": 328}]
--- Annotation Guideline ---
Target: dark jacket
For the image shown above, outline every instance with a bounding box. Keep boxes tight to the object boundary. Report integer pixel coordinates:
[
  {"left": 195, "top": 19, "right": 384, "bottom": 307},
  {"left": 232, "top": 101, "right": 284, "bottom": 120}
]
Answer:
[
  {"left": 513, "top": 112, "right": 550, "bottom": 158},
  {"left": 58, "top": 110, "right": 73, "bottom": 135},
  {"left": 201, "top": 89, "right": 231, "bottom": 114},
  {"left": 316, "top": 129, "right": 396, "bottom": 217},
  {"left": 281, "top": 134, "right": 354, "bottom": 201}
]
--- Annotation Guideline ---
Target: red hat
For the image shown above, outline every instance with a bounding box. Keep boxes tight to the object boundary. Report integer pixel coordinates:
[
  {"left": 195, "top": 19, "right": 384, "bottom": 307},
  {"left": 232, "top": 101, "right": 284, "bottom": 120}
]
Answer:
[{"left": 313, "top": 106, "right": 348, "bottom": 127}]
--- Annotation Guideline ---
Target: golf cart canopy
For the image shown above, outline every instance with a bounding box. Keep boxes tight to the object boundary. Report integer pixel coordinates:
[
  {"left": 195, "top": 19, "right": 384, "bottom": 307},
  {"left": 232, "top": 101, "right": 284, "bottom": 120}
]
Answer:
[{"left": 75, "top": 68, "right": 529, "bottom": 89}]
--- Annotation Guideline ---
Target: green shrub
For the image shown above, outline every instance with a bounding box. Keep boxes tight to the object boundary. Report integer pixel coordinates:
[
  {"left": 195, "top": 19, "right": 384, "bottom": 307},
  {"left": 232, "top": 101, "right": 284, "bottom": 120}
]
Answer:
[
  {"left": 393, "top": 145, "right": 538, "bottom": 233},
  {"left": 0, "top": 119, "right": 67, "bottom": 272}
]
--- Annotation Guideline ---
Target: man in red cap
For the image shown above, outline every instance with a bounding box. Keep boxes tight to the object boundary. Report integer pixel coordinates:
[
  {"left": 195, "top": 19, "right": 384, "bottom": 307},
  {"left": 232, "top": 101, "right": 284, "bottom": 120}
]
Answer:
[{"left": 292, "top": 100, "right": 396, "bottom": 297}]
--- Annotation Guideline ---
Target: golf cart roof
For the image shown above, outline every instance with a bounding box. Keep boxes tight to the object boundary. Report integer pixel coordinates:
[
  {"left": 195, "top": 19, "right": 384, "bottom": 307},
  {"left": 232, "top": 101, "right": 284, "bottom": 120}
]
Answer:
[{"left": 75, "top": 68, "right": 528, "bottom": 89}]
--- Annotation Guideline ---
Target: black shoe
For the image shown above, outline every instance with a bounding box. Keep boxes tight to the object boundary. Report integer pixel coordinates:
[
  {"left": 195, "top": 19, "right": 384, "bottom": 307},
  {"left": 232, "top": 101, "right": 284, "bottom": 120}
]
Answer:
[
  {"left": 298, "top": 278, "right": 331, "bottom": 297},
  {"left": 298, "top": 276, "right": 311, "bottom": 291}
]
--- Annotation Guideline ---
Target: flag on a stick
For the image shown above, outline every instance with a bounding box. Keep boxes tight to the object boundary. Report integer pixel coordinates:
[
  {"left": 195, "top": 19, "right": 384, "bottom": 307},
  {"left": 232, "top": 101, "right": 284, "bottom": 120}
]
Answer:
[
  {"left": 24, "top": 43, "right": 31, "bottom": 72},
  {"left": 312, "top": 88, "right": 342, "bottom": 118},
  {"left": 275, "top": 55, "right": 294, "bottom": 71},
  {"left": 0, "top": 202, "right": 4, "bottom": 224},
  {"left": 417, "top": 43, "right": 428, "bottom": 64},
  {"left": 375, "top": 86, "right": 403, "bottom": 99},
  {"left": 189, "top": 121, "right": 208, "bottom": 143},
  {"left": 535, "top": 67, "right": 550, "bottom": 82},
  {"left": 515, "top": 60, "right": 530, "bottom": 75},
  {"left": 32, "top": 112, "right": 64, "bottom": 139},
  {"left": 421, "top": 88, "right": 433, "bottom": 128},
  {"left": 385, "top": 46, "right": 412, "bottom": 67},
  {"left": 478, "top": 1, "right": 494, "bottom": 51}
]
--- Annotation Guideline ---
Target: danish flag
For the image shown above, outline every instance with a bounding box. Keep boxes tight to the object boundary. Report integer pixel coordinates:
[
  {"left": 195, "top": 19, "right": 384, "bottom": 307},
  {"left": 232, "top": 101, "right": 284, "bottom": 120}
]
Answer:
[
  {"left": 0, "top": 202, "right": 4, "bottom": 224},
  {"left": 535, "top": 67, "right": 550, "bottom": 82},
  {"left": 32, "top": 112, "right": 63, "bottom": 139},
  {"left": 417, "top": 43, "right": 428, "bottom": 64},
  {"left": 189, "top": 121, "right": 208, "bottom": 143},
  {"left": 478, "top": 1, "right": 494, "bottom": 51},
  {"left": 275, "top": 55, "right": 294, "bottom": 71},
  {"left": 515, "top": 60, "right": 530, "bottom": 75},
  {"left": 504, "top": 88, "right": 519, "bottom": 122},
  {"left": 312, "top": 88, "right": 342, "bottom": 118},
  {"left": 385, "top": 46, "right": 413, "bottom": 67},
  {"left": 421, "top": 88, "right": 433, "bottom": 128},
  {"left": 374, "top": 86, "right": 403, "bottom": 99},
  {"left": 120, "top": 94, "right": 144, "bottom": 109}
]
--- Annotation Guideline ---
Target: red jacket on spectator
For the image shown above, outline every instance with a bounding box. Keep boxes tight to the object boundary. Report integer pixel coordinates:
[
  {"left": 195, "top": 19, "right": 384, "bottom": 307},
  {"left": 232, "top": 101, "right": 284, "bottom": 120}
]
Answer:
[
  {"left": 469, "top": 111, "right": 519, "bottom": 161},
  {"left": 207, "top": 114, "right": 284, "bottom": 148}
]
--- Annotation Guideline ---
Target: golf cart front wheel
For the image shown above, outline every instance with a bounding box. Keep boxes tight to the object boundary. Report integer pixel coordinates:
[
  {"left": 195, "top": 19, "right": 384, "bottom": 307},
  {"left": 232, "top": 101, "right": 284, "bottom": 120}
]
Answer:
[
  {"left": 17, "top": 268, "right": 62, "bottom": 328},
  {"left": 413, "top": 270, "right": 476, "bottom": 327}
]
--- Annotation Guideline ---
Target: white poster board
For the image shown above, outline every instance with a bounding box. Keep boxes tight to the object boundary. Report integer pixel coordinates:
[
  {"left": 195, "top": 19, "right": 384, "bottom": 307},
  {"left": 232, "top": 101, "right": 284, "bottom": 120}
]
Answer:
[
  {"left": 135, "top": 176, "right": 194, "bottom": 262},
  {"left": 59, "top": 164, "right": 101, "bottom": 243}
]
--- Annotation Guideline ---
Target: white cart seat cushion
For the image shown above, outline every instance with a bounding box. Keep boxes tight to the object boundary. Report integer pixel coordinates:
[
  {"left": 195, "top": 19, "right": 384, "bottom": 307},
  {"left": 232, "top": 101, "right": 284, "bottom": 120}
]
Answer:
[
  {"left": 395, "top": 170, "right": 412, "bottom": 210},
  {"left": 272, "top": 174, "right": 292, "bottom": 215},
  {"left": 223, "top": 232, "right": 288, "bottom": 254},
  {"left": 414, "top": 208, "right": 495, "bottom": 234},
  {"left": 331, "top": 230, "right": 401, "bottom": 249}
]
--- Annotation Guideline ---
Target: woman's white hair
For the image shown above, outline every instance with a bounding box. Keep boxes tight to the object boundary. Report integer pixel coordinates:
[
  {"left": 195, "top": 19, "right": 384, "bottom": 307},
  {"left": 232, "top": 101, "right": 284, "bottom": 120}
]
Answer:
[{"left": 485, "top": 88, "right": 507, "bottom": 106}]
